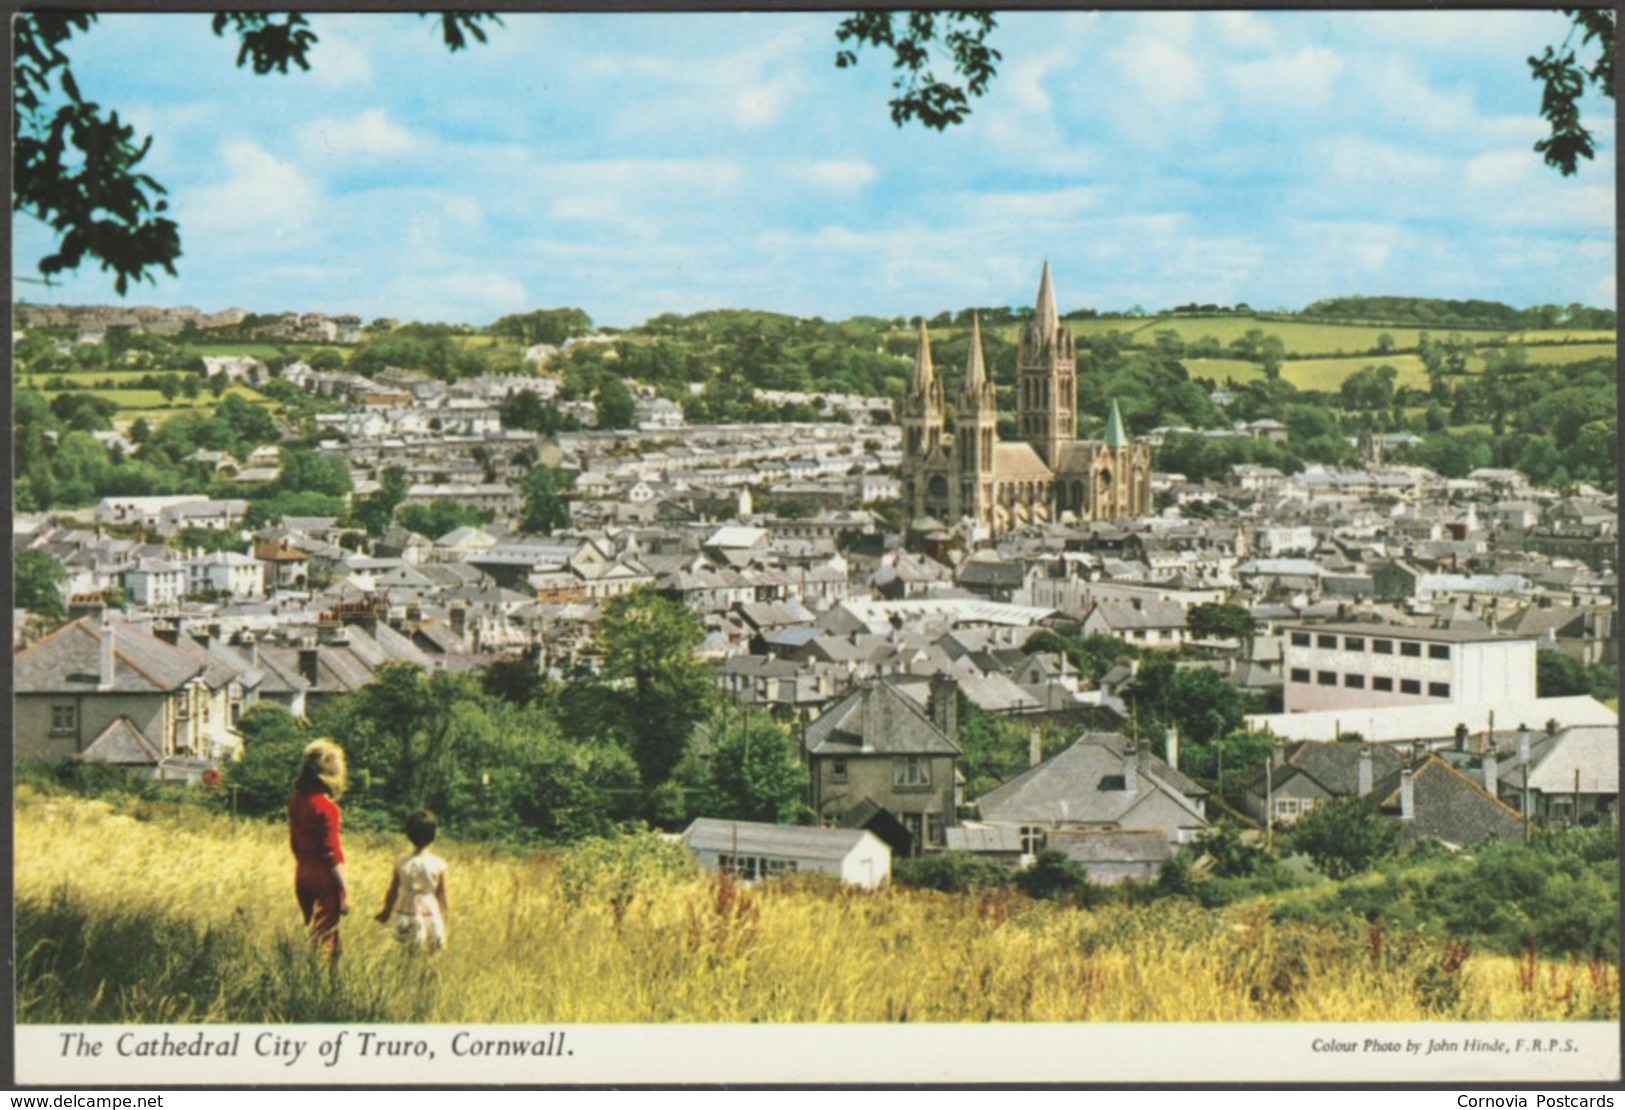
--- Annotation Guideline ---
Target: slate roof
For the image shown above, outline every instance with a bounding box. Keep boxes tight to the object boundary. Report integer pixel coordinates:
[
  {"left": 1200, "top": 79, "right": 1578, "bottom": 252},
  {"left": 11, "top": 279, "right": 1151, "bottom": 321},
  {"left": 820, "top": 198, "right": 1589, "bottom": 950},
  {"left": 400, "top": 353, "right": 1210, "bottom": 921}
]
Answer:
[
  {"left": 804, "top": 679, "right": 960, "bottom": 757},
  {"left": 1373, "top": 756, "right": 1523, "bottom": 847},
  {"left": 977, "top": 732, "right": 1207, "bottom": 827},
  {"left": 15, "top": 616, "right": 207, "bottom": 694},
  {"left": 80, "top": 716, "right": 164, "bottom": 766},
  {"left": 1048, "top": 828, "right": 1173, "bottom": 865}
]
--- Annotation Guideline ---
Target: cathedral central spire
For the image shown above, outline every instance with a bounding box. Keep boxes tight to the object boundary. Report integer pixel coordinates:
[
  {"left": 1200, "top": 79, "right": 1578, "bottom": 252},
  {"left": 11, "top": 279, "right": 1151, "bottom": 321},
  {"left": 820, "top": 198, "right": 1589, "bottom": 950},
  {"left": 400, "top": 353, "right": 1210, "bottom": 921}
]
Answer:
[{"left": 1035, "top": 259, "right": 1059, "bottom": 342}]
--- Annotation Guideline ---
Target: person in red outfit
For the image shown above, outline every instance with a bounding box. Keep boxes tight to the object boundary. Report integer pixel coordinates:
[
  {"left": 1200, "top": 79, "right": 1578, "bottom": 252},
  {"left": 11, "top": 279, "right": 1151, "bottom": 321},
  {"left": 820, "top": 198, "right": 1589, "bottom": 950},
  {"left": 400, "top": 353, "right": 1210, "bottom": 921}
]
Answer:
[{"left": 289, "top": 738, "right": 352, "bottom": 963}]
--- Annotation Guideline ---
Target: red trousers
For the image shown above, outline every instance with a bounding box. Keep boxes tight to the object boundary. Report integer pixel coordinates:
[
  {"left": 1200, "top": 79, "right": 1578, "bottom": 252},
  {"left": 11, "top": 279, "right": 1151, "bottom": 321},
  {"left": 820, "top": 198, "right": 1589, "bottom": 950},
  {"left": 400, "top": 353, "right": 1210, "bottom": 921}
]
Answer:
[{"left": 295, "top": 862, "right": 343, "bottom": 956}]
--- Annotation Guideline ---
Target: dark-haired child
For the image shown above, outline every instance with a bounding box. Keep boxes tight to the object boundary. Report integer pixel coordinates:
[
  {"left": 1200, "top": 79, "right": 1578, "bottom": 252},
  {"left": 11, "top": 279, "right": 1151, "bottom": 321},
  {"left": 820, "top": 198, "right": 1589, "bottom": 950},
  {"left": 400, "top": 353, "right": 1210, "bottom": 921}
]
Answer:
[{"left": 375, "top": 809, "right": 449, "bottom": 950}]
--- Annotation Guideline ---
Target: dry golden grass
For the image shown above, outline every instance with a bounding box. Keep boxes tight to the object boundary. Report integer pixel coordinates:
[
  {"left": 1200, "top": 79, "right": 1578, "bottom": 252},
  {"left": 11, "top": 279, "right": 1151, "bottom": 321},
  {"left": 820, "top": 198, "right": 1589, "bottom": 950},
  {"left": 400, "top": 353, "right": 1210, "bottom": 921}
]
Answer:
[{"left": 15, "top": 787, "right": 1617, "bottom": 1024}]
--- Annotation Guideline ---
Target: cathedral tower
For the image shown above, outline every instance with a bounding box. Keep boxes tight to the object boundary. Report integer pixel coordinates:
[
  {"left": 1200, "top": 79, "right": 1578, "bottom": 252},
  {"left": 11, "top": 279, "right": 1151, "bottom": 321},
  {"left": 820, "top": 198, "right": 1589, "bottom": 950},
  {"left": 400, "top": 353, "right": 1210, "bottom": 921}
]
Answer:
[
  {"left": 955, "top": 314, "right": 998, "bottom": 526},
  {"left": 1016, "top": 260, "right": 1077, "bottom": 467},
  {"left": 900, "top": 320, "right": 945, "bottom": 520}
]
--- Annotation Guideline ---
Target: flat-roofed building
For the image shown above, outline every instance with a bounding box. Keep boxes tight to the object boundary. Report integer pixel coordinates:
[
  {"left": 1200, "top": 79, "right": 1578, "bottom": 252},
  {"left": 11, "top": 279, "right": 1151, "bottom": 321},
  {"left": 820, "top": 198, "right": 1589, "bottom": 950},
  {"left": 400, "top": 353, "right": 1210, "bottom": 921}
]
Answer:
[{"left": 1280, "top": 622, "right": 1536, "bottom": 713}]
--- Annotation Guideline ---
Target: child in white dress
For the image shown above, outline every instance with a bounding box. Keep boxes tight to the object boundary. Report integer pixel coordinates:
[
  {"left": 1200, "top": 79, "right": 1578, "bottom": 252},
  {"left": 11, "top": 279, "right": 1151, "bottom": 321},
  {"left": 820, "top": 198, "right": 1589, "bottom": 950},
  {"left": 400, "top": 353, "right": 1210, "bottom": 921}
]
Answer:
[{"left": 375, "top": 810, "right": 449, "bottom": 951}]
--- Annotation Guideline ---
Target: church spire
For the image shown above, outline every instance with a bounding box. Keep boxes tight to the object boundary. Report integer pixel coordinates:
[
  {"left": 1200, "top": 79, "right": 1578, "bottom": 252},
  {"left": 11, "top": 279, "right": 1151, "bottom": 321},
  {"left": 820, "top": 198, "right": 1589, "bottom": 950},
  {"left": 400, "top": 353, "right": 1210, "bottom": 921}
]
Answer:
[
  {"left": 911, "top": 318, "right": 936, "bottom": 395},
  {"left": 1035, "top": 259, "right": 1059, "bottom": 341},
  {"left": 1104, "top": 398, "right": 1129, "bottom": 448},
  {"left": 963, "top": 313, "right": 988, "bottom": 396}
]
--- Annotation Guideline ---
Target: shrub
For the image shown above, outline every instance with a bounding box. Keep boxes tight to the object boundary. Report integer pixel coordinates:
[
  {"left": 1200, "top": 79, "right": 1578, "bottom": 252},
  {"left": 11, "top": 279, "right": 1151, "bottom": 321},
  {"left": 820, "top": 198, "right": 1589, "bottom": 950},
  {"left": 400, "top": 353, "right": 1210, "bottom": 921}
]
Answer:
[
  {"left": 1014, "top": 850, "right": 1097, "bottom": 906},
  {"left": 893, "top": 852, "right": 1013, "bottom": 894}
]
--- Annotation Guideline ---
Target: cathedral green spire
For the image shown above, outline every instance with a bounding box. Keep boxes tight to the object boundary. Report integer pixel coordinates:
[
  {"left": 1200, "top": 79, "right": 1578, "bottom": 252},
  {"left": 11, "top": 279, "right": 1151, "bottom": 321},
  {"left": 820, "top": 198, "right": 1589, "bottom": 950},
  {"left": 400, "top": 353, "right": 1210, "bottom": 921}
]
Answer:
[{"left": 1104, "top": 398, "right": 1129, "bottom": 448}]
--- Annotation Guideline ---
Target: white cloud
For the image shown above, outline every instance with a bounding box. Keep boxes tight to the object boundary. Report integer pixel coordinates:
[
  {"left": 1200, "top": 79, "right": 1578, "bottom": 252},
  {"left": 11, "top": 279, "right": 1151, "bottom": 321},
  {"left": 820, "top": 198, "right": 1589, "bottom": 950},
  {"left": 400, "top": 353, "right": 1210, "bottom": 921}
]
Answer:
[
  {"left": 801, "top": 160, "right": 878, "bottom": 193},
  {"left": 310, "top": 31, "right": 375, "bottom": 89},
  {"left": 1227, "top": 46, "right": 1344, "bottom": 108},
  {"left": 298, "top": 109, "right": 417, "bottom": 162},
  {"left": 180, "top": 140, "right": 319, "bottom": 246},
  {"left": 1210, "top": 11, "right": 1278, "bottom": 51}
]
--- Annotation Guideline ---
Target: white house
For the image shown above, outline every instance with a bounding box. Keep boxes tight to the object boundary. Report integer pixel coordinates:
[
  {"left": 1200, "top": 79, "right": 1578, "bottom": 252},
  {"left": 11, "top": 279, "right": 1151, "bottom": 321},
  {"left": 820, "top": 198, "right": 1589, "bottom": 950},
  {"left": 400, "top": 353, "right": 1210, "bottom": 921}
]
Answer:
[
  {"left": 680, "top": 818, "right": 891, "bottom": 889},
  {"left": 186, "top": 551, "right": 265, "bottom": 600}
]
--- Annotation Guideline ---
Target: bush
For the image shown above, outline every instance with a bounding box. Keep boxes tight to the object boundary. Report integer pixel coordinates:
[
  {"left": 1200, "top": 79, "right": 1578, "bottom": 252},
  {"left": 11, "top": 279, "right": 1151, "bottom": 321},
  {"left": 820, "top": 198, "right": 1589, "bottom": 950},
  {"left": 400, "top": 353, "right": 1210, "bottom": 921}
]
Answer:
[
  {"left": 1015, "top": 850, "right": 1097, "bottom": 906},
  {"left": 893, "top": 852, "right": 1013, "bottom": 894}
]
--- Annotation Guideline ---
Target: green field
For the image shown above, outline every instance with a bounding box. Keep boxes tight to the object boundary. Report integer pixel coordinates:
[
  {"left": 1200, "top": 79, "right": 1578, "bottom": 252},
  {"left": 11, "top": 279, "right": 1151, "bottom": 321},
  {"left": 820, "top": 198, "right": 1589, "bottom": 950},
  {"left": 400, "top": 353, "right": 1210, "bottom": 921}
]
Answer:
[
  {"left": 1065, "top": 316, "right": 1510, "bottom": 357},
  {"left": 39, "top": 384, "right": 278, "bottom": 429},
  {"left": 1278, "top": 354, "right": 1431, "bottom": 392}
]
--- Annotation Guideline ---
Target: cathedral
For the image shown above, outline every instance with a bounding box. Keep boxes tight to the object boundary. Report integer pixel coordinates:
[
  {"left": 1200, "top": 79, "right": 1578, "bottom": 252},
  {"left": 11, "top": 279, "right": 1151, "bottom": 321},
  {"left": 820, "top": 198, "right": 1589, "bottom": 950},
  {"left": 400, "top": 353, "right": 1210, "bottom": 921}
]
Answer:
[{"left": 900, "top": 263, "right": 1153, "bottom": 533}]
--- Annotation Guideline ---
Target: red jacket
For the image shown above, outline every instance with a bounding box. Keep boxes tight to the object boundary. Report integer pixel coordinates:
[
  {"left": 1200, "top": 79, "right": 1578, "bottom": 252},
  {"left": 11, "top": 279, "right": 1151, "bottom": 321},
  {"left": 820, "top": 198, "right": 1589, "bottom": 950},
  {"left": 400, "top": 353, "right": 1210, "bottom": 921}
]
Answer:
[{"left": 288, "top": 791, "right": 346, "bottom": 869}]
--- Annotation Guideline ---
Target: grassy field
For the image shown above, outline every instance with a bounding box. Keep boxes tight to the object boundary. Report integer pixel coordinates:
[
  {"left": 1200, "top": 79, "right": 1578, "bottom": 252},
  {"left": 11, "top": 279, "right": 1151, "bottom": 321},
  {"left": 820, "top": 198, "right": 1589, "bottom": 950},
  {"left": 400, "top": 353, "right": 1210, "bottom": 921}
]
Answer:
[
  {"left": 1065, "top": 317, "right": 1512, "bottom": 357},
  {"left": 15, "top": 787, "right": 1616, "bottom": 1025},
  {"left": 1278, "top": 354, "right": 1432, "bottom": 392},
  {"left": 39, "top": 384, "right": 275, "bottom": 410}
]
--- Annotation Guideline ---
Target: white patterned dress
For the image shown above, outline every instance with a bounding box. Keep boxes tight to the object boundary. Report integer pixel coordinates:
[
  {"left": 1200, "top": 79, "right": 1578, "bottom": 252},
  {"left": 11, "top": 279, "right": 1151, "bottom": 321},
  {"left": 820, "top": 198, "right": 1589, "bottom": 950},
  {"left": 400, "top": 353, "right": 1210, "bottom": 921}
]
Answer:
[{"left": 388, "top": 850, "right": 448, "bottom": 950}]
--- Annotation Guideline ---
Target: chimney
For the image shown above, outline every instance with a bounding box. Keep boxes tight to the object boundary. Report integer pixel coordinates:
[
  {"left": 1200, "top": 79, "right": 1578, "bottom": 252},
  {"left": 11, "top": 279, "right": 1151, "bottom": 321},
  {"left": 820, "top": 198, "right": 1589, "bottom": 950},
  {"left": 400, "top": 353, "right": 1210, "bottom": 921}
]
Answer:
[
  {"left": 1029, "top": 727, "right": 1043, "bottom": 769},
  {"left": 928, "top": 672, "right": 958, "bottom": 744},
  {"left": 153, "top": 621, "right": 181, "bottom": 646},
  {"left": 1123, "top": 738, "right": 1139, "bottom": 793},
  {"left": 1357, "top": 746, "right": 1373, "bottom": 798},
  {"left": 98, "top": 613, "right": 116, "bottom": 691},
  {"left": 449, "top": 604, "right": 468, "bottom": 640},
  {"left": 298, "top": 644, "right": 320, "bottom": 688},
  {"left": 1516, "top": 724, "right": 1531, "bottom": 769},
  {"left": 236, "top": 630, "right": 258, "bottom": 667},
  {"left": 1165, "top": 726, "right": 1179, "bottom": 771},
  {"left": 1454, "top": 723, "right": 1469, "bottom": 753},
  {"left": 1483, "top": 749, "right": 1498, "bottom": 799},
  {"left": 1273, "top": 743, "right": 1286, "bottom": 768},
  {"left": 1399, "top": 768, "right": 1414, "bottom": 820}
]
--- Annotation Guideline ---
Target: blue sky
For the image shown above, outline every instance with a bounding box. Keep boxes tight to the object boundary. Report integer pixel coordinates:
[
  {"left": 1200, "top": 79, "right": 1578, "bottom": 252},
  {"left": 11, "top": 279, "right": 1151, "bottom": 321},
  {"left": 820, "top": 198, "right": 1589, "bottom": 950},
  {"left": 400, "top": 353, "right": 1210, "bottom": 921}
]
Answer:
[{"left": 13, "top": 10, "right": 1616, "bottom": 328}]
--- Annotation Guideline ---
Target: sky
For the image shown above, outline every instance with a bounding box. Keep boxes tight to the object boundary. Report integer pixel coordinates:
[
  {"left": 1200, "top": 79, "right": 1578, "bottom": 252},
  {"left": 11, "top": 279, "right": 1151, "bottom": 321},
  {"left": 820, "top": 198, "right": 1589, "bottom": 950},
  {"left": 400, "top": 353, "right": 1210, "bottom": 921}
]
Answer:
[{"left": 12, "top": 9, "right": 1617, "bottom": 328}]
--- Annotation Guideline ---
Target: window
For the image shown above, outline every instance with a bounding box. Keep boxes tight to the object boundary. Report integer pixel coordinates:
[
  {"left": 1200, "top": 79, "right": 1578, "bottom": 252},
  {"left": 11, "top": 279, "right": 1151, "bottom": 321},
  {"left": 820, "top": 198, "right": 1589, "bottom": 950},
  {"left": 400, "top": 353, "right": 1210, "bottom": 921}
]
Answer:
[
  {"left": 893, "top": 757, "right": 931, "bottom": 788},
  {"left": 1290, "top": 632, "right": 1311, "bottom": 647},
  {"left": 1429, "top": 682, "right": 1451, "bottom": 698},
  {"left": 830, "top": 759, "right": 848, "bottom": 784},
  {"left": 1344, "top": 636, "right": 1365, "bottom": 651},
  {"left": 1428, "top": 644, "right": 1451, "bottom": 660},
  {"left": 1316, "top": 634, "right": 1338, "bottom": 649},
  {"left": 1344, "top": 673, "right": 1366, "bottom": 689},
  {"left": 1400, "top": 641, "right": 1422, "bottom": 658},
  {"left": 1372, "top": 676, "right": 1394, "bottom": 692},
  {"left": 1290, "top": 668, "right": 1311, "bottom": 683},
  {"left": 717, "top": 855, "right": 798, "bottom": 882},
  {"left": 1373, "top": 639, "right": 1394, "bottom": 655},
  {"left": 50, "top": 704, "right": 77, "bottom": 735},
  {"left": 1317, "top": 671, "right": 1337, "bottom": 686},
  {"left": 927, "top": 814, "right": 945, "bottom": 846},
  {"left": 1400, "top": 679, "right": 1422, "bottom": 695},
  {"left": 1020, "top": 826, "right": 1046, "bottom": 854}
]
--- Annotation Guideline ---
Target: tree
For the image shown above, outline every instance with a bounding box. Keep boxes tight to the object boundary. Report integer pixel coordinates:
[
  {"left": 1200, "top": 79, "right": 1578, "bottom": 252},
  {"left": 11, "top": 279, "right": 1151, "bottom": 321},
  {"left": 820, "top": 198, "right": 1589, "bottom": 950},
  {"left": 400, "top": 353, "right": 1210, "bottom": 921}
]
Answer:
[
  {"left": 1185, "top": 602, "right": 1253, "bottom": 643},
  {"left": 351, "top": 465, "right": 409, "bottom": 537},
  {"left": 596, "top": 589, "right": 715, "bottom": 791},
  {"left": 14, "top": 11, "right": 502, "bottom": 292},
  {"left": 15, "top": 550, "right": 67, "bottom": 618},
  {"left": 704, "top": 708, "right": 809, "bottom": 824},
  {"left": 1530, "top": 9, "right": 1616, "bottom": 176},
  {"left": 229, "top": 704, "right": 309, "bottom": 815},
  {"left": 519, "top": 465, "right": 573, "bottom": 536},
  {"left": 834, "top": 11, "right": 1001, "bottom": 130},
  {"left": 1287, "top": 796, "right": 1397, "bottom": 880},
  {"left": 1015, "top": 850, "right": 1096, "bottom": 905},
  {"left": 1537, "top": 650, "right": 1590, "bottom": 697},
  {"left": 596, "top": 375, "right": 637, "bottom": 430}
]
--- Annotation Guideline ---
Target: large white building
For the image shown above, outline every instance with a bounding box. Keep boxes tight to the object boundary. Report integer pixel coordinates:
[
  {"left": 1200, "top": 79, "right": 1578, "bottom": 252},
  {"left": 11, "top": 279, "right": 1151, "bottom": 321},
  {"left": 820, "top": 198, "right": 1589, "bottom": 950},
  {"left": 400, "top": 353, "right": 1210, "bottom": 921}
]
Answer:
[{"left": 1280, "top": 622, "right": 1536, "bottom": 714}]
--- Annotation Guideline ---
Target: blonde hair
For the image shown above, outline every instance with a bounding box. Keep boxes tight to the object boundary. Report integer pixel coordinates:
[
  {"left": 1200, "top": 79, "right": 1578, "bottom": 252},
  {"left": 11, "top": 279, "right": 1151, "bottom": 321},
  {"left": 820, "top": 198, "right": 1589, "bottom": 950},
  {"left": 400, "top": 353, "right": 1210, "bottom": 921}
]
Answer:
[{"left": 295, "top": 738, "right": 348, "bottom": 800}]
